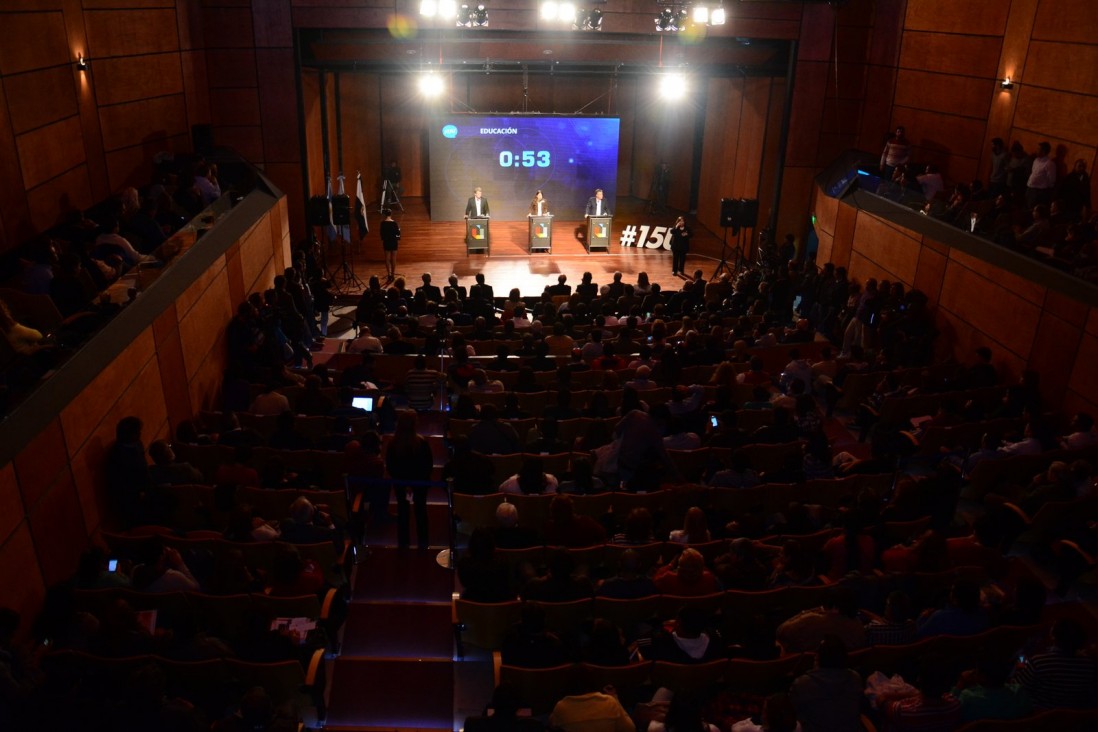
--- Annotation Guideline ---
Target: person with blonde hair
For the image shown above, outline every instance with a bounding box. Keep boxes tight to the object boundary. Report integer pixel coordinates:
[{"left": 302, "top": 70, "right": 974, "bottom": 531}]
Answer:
[{"left": 670, "top": 507, "right": 711, "bottom": 545}]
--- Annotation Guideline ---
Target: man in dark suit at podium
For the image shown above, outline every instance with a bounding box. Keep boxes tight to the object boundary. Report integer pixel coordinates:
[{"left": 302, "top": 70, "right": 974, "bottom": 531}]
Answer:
[
  {"left": 465, "top": 187, "right": 490, "bottom": 218},
  {"left": 584, "top": 188, "right": 610, "bottom": 218}
]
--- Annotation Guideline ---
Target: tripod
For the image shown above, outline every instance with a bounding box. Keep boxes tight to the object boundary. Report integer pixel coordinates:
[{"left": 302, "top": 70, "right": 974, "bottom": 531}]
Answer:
[
  {"left": 645, "top": 163, "right": 670, "bottom": 215},
  {"left": 379, "top": 179, "right": 403, "bottom": 212},
  {"left": 330, "top": 229, "right": 364, "bottom": 292}
]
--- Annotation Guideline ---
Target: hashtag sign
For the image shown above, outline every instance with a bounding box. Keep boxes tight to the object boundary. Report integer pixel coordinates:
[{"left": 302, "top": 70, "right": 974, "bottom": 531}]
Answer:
[{"left": 619, "top": 225, "right": 638, "bottom": 247}]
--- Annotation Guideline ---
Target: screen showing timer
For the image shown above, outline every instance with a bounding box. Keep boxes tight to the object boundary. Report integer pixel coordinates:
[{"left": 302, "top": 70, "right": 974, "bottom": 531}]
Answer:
[{"left": 428, "top": 115, "right": 620, "bottom": 221}]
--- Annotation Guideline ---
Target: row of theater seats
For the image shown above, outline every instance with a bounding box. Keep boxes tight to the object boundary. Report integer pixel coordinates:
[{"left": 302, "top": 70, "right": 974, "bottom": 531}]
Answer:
[
  {"left": 495, "top": 628, "right": 1098, "bottom": 732},
  {"left": 41, "top": 648, "right": 324, "bottom": 726},
  {"left": 152, "top": 485, "right": 350, "bottom": 533},
  {"left": 455, "top": 564, "right": 990, "bottom": 651},
  {"left": 454, "top": 474, "right": 889, "bottom": 533},
  {"left": 100, "top": 530, "right": 351, "bottom": 588}
]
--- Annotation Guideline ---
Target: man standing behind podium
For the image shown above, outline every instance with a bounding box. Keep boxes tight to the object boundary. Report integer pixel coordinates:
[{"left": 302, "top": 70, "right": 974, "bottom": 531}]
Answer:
[
  {"left": 585, "top": 188, "right": 610, "bottom": 218},
  {"left": 465, "top": 187, "right": 490, "bottom": 218}
]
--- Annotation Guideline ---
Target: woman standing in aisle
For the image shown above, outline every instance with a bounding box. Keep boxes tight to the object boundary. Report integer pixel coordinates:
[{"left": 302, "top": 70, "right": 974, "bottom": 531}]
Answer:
[{"left": 380, "top": 208, "right": 400, "bottom": 282}]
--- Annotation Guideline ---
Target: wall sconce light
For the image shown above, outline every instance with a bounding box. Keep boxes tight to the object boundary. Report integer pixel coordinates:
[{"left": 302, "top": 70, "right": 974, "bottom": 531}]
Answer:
[
  {"left": 77, "top": 55, "right": 88, "bottom": 71},
  {"left": 1000, "top": 77, "right": 1014, "bottom": 90}
]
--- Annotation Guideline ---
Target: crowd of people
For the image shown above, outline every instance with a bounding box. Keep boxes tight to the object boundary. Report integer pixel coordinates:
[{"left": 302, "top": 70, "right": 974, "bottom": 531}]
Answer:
[{"left": 878, "top": 127, "right": 1096, "bottom": 279}]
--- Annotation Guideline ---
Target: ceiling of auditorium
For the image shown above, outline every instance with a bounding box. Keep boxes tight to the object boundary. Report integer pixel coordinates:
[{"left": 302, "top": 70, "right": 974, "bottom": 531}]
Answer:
[{"left": 299, "top": 28, "right": 793, "bottom": 77}]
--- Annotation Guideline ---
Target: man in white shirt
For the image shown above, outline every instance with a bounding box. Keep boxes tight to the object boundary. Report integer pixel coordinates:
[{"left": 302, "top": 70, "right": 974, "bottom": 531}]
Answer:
[
  {"left": 1026, "top": 141, "right": 1056, "bottom": 208},
  {"left": 464, "top": 187, "right": 489, "bottom": 218}
]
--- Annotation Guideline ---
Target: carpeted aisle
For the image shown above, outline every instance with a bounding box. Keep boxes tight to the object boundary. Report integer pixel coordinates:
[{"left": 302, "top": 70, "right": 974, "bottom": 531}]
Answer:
[{"left": 325, "top": 489, "right": 458, "bottom": 730}]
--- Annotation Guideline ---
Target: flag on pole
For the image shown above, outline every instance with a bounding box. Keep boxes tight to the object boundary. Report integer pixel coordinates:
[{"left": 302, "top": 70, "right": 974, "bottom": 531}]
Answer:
[
  {"left": 355, "top": 172, "right": 369, "bottom": 238},
  {"left": 324, "top": 177, "right": 337, "bottom": 242},
  {"left": 335, "top": 174, "right": 351, "bottom": 242}
]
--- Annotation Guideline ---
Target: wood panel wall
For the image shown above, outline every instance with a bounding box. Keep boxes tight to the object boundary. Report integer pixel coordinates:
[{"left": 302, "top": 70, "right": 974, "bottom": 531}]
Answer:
[
  {"left": 0, "top": 199, "right": 288, "bottom": 634},
  {"left": 888, "top": 0, "right": 1098, "bottom": 212},
  {"left": 0, "top": 0, "right": 209, "bottom": 252},
  {"left": 814, "top": 186, "right": 1098, "bottom": 416}
]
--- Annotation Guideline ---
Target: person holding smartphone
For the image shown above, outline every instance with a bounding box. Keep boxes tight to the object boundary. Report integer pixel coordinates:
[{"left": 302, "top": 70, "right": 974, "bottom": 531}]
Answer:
[{"left": 670, "top": 215, "right": 692, "bottom": 276}]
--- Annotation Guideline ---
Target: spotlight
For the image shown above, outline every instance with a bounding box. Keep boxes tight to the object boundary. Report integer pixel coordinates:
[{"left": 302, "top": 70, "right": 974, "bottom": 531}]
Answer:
[
  {"left": 439, "top": 0, "right": 457, "bottom": 19},
  {"left": 654, "top": 7, "right": 687, "bottom": 32},
  {"left": 559, "top": 2, "right": 576, "bottom": 22},
  {"left": 574, "top": 7, "right": 602, "bottom": 30},
  {"left": 540, "top": 0, "right": 559, "bottom": 20},
  {"left": 457, "top": 3, "right": 488, "bottom": 27},
  {"left": 658, "top": 72, "right": 687, "bottom": 100},
  {"left": 420, "top": 0, "right": 437, "bottom": 17},
  {"left": 692, "top": 5, "right": 708, "bottom": 24},
  {"left": 710, "top": 5, "right": 725, "bottom": 25},
  {"left": 418, "top": 72, "right": 445, "bottom": 97}
]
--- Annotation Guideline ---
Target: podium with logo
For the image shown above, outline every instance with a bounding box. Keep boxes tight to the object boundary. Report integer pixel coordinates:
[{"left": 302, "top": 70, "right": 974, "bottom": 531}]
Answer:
[
  {"left": 586, "top": 215, "right": 612, "bottom": 253},
  {"left": 465, "top": 217, "right": 489, "bottom": 254},
  {"left": 528, "top": 215, "right": 553, "bottom": 253}
]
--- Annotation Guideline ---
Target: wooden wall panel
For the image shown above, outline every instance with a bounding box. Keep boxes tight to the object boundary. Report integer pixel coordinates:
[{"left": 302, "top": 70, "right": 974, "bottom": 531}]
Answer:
[
  {"left": 93, "top": 53, "right": 185, "bottom": 106},
  {"left": 12, "top": 420, "right": 69, "bottom": 514},
  {"left": 1066, "top": 332, "right": 1098, "bottom": 410},
  {"left": 898, "top": 32, "right": 1002, "bottom": 78},
  {"left": 831, "top": 199, "right": 857, "bottom": 272},
  {"left": 60, "top": 330, "right": 157, "bottom": 455},
  {"left": 1044, "top": 290, "right": 1090, "bottom": 329},
  {"left": 0, "top": 526, "right": 47, "bottom": 636},
  {"left": 104, "top": 132, "right": 188, "bottom": 190},
  {"left": 1028, "top": 311, "right": 1084, "bottom": 408},
  {"left": 16, "top": 115, "right": 85, "bottom": 189},
  {"left": 252, "top": 0, "right": 293, "bottom": 47},
  {"left": 204, "top": 49, "right": 259, "bottom": 88},
  {"left": 209, "top": 88, "right": 262, "bottom": 127},
  {"left": 178, "top": 270, "right": 232, "bottom": 381},
  {"left": 256, "top": 49, "right": 301, "bottom": 164},
  {"left": 84, "top": 9, "right": 180, "bottom": 58},
  {"left": 1030, "top": 0, "right": 1098, "bottom": 45},
  {"left": 904, "top": 0, "right": 1008, "bottom": 36},
  {"left": 850, "top": 211, "right": 920, "bottom": 285},
  {"left": 0, "top": 12, "right": 70, "bottom": 75},
  {"left": 785, "top": 63, "right": 829, "bottom": 167},
  {"left": 239, "top": 214, "right": 276, "bottom": 297},
  {"left": 934, "top": 306, "right": 1027, "bottom": 380},
  {"left": 212, "top": 126, "right": 264, "bottom": 164},
  {"left": 938, "top": 260, "right": 1041, "bottom": 359},
  {"left": 201, "top": 6, "right": 255, "bottom": 48},
  {"left": 893, "top": 69, "right": 992, "bottom": 120},
  {"left": 913, "top": 244, "right": 947, "bottom": 306},
  {"left": 0, "top": 465, "right": 26, "bottom": 548},
  {"left": 848, "top": 250, "right": 903, "bottom": 288},
  {"left": 27, "top": 469, "right": 87, "bottom": 586},
  {"left": 263, "top": 161, "right": 305, "bottom": 237},
  {"left": 1012, "top": 85, "right": 1098, "bottom": 147},
  {"left": 4, "top": 67, "right": 79, "bottom": 134},
  {"left": 98, "top": 94, "right": 188, "bottom": 151},
  {"left": 947, "top": 247, "right": 1046, "bottom": 306},
  {"left": 1024, "top": 41, "right": 1098, "bottom": 97},
  {"left": 24, "top": 165, "right": 93, "bottom": 233}
]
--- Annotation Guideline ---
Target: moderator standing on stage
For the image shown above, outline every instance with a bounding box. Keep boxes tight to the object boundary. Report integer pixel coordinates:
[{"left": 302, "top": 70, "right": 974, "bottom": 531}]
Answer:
[
  {"left": 465, "top": 187, "right": 490, "bottom": 218},
  {"left": 529, "top": 190, "right": 550, "bottom": 216},
  {"left": 380, "top": 208, "right": 399, "bottom": 282},
  {"left": 584, "top": 188, "right": 610, "bottom": 218},
  {"left": 670, "top": 215, "right": 692, "bottom": 276}
]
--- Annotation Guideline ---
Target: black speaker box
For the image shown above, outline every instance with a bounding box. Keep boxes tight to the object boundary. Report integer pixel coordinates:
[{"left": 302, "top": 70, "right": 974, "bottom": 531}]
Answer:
[
  {"left": 307, "top": 196, "right": 330, "bottom": 226},
  {"left": 737, "top": 198, "right": 759, "bottom": 228},
  {"left": 719, "top": 198, "right": 736, "bottom": 228},
  {"left": 331, "top": 194, "right": 351, "bottom": 225}
]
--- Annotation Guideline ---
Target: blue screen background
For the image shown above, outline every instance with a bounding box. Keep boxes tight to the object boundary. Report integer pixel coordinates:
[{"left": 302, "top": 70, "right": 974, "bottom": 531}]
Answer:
[{"left": 427, "top": 115, "right": 620, "bottom": 221}]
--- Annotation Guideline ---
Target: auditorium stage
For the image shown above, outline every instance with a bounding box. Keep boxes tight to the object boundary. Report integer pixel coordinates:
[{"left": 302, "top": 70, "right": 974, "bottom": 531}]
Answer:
[{"left": 323, "top": 197, "right": 734, "bottom": 298}]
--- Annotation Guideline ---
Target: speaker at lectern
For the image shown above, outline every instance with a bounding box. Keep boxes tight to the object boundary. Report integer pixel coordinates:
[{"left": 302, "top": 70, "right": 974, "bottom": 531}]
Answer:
[
  {"left": 529, "top": 215, "right": 553, "bottom": 253},
  {"left": 465, "top": 217, "right": 489, "bottom": 255},
  {"left": 586, "top": 215, "right": 612, "bottom": 253}
]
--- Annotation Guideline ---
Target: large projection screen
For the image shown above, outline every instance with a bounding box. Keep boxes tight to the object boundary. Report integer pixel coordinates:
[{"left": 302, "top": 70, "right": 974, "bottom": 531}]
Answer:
[{"left": 427, "top": 115, "right": 621, "bottom": 221}]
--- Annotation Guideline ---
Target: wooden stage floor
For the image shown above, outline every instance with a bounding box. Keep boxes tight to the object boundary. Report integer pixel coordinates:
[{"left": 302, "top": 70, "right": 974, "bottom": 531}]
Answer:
[{"left": 322, "top": 197, "right": 731, "bottom": 298}]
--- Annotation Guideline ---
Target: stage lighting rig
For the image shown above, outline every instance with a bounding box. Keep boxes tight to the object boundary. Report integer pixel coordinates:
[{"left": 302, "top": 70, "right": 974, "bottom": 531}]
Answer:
[
  {"left": 456, "top": 3, "right": 488, "bottom": 27},
  {"left": 654, "top": 7, "right": 688, "bottom": 31},
  {"left": 654, "top": 1, "right": 724, "bottom": 31},
  {"left": 573, "top": 7, "right": 603, "bottom": 30}
]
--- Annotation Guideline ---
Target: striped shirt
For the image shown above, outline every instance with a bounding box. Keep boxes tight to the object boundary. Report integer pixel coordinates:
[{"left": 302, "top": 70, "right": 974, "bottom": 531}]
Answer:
[
  {"left": 1014, "top": 649, "right": 1098, "bottom": 709},
  {"left": 882, "top": 694, "right": 962, "bottom": 732}
]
